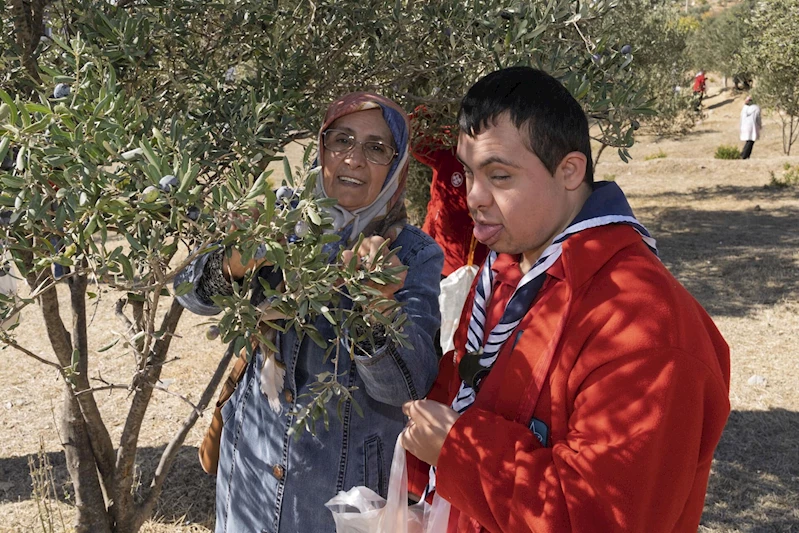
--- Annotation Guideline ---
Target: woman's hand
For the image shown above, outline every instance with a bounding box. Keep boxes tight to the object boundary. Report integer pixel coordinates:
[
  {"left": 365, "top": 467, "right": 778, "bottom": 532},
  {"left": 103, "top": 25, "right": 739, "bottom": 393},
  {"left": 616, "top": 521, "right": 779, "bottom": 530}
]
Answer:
[
  {"left": 341, "top": 235, "right": 407, "bottom": 300},
  {"left": 221, "top": 247, "right": 270, "bottom": 281},
  {"left": 221, "top": 207, "right": 272, "bottom": 281}
]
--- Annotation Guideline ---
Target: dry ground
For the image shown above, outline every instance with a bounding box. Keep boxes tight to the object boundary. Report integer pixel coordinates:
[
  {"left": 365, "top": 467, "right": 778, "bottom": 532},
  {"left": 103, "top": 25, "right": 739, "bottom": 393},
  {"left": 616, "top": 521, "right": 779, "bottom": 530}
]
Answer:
[{"left": 1, "top": 80, "right": 798, "bottom": 532}]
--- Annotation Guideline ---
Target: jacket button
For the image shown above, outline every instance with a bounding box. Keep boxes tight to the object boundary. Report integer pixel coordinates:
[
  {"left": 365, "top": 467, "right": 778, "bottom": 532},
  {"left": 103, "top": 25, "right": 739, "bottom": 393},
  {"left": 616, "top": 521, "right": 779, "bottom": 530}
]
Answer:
[
  {"left": 272, "top": 464, "right": 285, "bottom": 481},
  {"left": 284, "top": 389, "right": 294, "bottom": 403}
]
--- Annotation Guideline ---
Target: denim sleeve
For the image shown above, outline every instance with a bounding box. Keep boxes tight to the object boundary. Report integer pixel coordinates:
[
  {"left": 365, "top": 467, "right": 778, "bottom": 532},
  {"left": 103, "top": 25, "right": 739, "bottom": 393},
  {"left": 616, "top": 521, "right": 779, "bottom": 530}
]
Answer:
[
  {"left": 173, "top": 249, "right": 224, "bottom": 317},
  {"left": 353, "top": 236, "right": 444, "bottom": 406}
]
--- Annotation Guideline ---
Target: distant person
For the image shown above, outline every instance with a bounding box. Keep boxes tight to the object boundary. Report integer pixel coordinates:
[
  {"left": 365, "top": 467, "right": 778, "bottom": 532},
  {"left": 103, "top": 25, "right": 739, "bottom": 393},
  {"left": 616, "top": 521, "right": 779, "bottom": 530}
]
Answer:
[
  {"left": 411, "top": 111, "right": 488, "bottom": 277},
  {"left": 692, "top": 70, "right": 707, "bottom": 110},
  {"left": 740, "top": 96, "right": 762, "bottom": 159}
]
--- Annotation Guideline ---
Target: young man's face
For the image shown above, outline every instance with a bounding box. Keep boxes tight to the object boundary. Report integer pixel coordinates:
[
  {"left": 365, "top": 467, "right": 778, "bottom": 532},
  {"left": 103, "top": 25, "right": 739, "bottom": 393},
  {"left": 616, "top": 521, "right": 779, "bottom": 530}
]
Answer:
[{"left": 457, "top": 114, "right": 587, "bottom": 271}]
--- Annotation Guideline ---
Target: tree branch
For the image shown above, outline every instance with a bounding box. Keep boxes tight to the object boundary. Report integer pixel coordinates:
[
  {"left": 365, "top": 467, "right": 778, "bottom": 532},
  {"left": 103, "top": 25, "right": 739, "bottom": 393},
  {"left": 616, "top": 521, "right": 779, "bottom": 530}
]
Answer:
[
  {"left": 135, "top": 339, "right": 237, "bottom": 529},
  {"left": 19, "top": 249, "right": 117, "bottom": 527},
  {"left": 66, "top": 269, "right": 118, "bottom": 521},
  {"left": 82, "top": 381, "right": 202, "bottom": 417},
  {"left": 21, "top": 253, "right": 72, "bottom": 368},
  {"left": 114, "top": 297, "right": 134, "bottom": 331},
  {"left": 0, "top": 335, "right": 62, "bottom": 370},
  {"left": 114, "top": 298, "right": 183, "bottom": 531},
  {"left": 593, "top": 142, "right": 609, "bottom": 167}
]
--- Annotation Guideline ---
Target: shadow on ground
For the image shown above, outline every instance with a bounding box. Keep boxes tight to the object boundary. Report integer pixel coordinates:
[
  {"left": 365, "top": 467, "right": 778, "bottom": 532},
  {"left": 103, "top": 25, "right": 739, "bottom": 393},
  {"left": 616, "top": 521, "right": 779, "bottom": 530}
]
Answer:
[
  {"left": 652, "top": 129, "right": 723, "bottom": 142},
  {"left": 702, "top": 409, "right": 799, "bottom": 531},
  {"left": 706, "top": 98, "right": 736, "bottom": 111},
  {"left": 0, "top": 444, "right": 215, "bottom": 527},
  {"left": 2, "top": 411, "right": 796, "bottom": 531},
  {"left": 631, "top": 185, "right": 799, "bottom": 317}
]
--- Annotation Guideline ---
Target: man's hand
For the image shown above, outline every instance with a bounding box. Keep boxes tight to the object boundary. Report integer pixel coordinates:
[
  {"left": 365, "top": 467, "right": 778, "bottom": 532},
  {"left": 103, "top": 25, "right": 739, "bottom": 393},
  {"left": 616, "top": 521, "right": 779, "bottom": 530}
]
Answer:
[
  {"left": 400, "top": 400, "right": 460, "bottom": 466},
  {"left": 341, "top": 235, "right": 407, "bottom": 300}
]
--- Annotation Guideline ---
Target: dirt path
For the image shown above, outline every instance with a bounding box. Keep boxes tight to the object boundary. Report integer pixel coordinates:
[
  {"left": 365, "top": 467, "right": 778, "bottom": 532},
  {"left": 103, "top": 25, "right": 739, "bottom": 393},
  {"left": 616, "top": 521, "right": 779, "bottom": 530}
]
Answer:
[{"left": 1, "top": 79, "right": 797, "bottom": 532}]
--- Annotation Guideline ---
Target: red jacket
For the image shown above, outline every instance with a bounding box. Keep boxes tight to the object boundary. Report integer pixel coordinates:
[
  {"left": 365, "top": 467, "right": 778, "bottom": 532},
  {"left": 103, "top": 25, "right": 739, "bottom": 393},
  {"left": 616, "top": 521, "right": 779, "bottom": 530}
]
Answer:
[
  {"left": 693, "top": 73, "right": 706, "bottom": 93},
  {"left": 412, "top": 142, "right": 488, "bottom": 276},
  {"left": 409, "top": 224, "right": 730, "bottom": 533}
]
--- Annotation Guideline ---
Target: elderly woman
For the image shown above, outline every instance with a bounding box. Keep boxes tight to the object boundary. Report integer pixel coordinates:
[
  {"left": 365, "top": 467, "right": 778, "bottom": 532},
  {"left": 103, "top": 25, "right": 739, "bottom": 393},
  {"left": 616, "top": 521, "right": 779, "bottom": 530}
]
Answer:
[{"left": 175, "top": 92, "right": 443, "bottom": 532}]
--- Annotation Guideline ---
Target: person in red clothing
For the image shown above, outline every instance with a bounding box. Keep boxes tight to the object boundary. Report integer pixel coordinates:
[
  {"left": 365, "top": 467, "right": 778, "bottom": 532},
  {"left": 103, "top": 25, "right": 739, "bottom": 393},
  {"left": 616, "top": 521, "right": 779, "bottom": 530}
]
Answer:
[
  {"left": 401, "top": 67, "right": 731, "bottom": 533},
  {"left": 411, "top": 111, "right": 488, "bottom": 277},
  {"left": 692, "top": 70, "right": 707, "bottom": 111}
]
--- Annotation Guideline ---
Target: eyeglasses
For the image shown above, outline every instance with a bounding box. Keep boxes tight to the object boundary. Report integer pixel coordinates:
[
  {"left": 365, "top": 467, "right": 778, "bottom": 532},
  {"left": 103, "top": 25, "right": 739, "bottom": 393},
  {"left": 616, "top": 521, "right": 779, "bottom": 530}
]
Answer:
[{"left": 322, "top": 129, "right": 396, "bottom": 166}]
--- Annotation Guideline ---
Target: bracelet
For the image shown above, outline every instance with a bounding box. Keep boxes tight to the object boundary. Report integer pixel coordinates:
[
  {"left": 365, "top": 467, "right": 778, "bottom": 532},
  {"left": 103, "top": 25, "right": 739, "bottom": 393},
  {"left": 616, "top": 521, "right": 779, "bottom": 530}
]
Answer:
[{"left": 196, "top": 249, "right": 234, "bottom": 305}]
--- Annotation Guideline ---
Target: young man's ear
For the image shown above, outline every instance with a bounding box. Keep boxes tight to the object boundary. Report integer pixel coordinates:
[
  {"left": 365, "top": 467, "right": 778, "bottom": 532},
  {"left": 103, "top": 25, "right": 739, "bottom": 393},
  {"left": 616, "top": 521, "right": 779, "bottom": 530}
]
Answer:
[{"left": 556, "top": 152, "right": 588, "bottom": 190}]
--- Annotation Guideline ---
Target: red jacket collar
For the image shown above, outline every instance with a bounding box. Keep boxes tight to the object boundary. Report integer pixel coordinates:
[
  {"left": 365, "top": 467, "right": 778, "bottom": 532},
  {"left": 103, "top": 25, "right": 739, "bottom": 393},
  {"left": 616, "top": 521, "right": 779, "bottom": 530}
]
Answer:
[
  {"left": 489, "top": 224, "right": 646, "bottom": 285},
  {"left": 559, "top": 224, "right": 648, "bottom": 286}
]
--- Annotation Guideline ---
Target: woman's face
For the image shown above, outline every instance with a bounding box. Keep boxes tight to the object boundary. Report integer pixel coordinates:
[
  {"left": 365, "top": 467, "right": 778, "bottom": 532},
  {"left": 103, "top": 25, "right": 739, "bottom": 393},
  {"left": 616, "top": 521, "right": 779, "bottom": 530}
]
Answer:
[{"left": 322, "top": 109, "right": 394, "bottom": 211}]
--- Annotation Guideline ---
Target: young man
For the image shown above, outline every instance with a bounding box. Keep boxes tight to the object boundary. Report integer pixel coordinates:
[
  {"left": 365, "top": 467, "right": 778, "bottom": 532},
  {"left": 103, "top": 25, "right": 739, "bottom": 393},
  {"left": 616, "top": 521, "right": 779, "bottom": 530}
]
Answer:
[{"left": 402, "top": 67, "right": 731, "bottom": 533}]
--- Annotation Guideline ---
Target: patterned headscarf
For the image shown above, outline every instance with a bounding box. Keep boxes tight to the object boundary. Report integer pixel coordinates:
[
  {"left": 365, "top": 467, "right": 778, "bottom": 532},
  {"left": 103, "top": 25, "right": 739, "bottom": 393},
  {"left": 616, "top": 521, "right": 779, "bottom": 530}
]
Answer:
[{"left": 314, "top": 92, "right": 409, "bottom": 246}]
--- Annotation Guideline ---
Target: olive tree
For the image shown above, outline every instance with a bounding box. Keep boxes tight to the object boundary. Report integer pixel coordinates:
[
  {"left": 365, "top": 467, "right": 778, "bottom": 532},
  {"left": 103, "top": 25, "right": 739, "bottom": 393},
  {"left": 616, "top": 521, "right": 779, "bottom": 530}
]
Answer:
[
  {"left": 594, "top": 0, "right": 697, "bottom": 135},
  {"left": 686, "top": 1, "right": 754, "bottom": 89},
  {"left": 743, "top": 0, "right": 799, "bottom": 155},
  {"left": 1, "top": 0, "right": 651, "bottom": 531}
]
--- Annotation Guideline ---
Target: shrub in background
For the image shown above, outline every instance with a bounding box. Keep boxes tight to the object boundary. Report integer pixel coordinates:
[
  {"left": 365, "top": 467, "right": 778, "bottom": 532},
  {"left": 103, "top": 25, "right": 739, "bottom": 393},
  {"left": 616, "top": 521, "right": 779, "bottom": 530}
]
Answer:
[
  {"left": 715, "top": 145, "right": 742, "bottom": 159},
  {"left": 769, "top": 163, "right": 799, "bottom": 188},
  {"left": 644, "top": 149, "right": 668, "bottom": 160}
]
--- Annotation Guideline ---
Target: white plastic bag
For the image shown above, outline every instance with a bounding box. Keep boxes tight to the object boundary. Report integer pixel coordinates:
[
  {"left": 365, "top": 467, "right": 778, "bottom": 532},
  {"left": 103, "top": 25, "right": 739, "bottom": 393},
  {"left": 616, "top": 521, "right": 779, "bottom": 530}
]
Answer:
[
  {"left": 0, "top": 249, "right": 20, "bottom": 329},
  {"left": 438, "top": 264, "right": 478, "bottom": 354},
  {"left": 326, "top": 439, "right": 451, "bottom": 533}
]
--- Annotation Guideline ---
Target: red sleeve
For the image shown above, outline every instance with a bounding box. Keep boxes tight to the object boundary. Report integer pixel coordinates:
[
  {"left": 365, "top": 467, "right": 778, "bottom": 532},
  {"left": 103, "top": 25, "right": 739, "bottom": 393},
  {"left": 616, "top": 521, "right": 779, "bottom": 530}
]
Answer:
[{"left": 435, "top": 349, "right": 729, "bottom": 532}]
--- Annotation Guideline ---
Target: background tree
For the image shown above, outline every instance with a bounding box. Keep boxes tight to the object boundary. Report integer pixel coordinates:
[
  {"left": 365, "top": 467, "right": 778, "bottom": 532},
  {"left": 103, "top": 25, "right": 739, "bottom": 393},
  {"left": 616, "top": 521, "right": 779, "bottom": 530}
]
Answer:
[
  {"left": 685, "top": 1, "right": 754, "bottom": 89},
  {"left": 594, "top": 0, "right": 698, "bottom": 136},
  {"left": 742, "top": 0, "right": 799, "bottom": 155},
  {"left": 1, "top": 0, "right": 651, "bottom": 531}
]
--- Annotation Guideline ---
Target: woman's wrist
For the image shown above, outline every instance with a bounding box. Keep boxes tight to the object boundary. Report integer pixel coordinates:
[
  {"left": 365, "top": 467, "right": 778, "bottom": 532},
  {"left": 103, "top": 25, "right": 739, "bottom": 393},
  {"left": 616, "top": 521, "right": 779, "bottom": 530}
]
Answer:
[{"left": 197, "top": 249, "right": 234, "bottom": 304}]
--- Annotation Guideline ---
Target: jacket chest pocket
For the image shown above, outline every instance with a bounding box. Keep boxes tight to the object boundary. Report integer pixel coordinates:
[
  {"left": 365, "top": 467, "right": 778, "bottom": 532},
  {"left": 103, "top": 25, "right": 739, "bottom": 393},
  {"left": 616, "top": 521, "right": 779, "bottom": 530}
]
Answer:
[{"left": 363, "top": 435, "right": 386, "bottom": 497}]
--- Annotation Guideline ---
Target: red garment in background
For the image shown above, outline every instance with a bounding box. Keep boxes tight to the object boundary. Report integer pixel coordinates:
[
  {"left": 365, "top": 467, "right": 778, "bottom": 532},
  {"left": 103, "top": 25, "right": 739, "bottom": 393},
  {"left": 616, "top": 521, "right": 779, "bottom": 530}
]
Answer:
[
  {"left": 693, "top": 72, "right": 706, "bottom": 93},
  {"left": 412, "top": 142, "right": 488, "bottom": 276}
]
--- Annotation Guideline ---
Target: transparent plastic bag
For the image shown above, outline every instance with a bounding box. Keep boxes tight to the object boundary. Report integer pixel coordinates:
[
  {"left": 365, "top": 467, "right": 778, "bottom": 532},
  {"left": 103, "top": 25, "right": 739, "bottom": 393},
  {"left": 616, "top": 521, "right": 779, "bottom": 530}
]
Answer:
[
  {"left": 0, "top": 249, "right": 20, "bottom": 329},
  {"left": 326, "top": 439, "right": 451, "bottom": 533},
  {"left": 438, "top": 264, "right": 478, "bottom": 354}
]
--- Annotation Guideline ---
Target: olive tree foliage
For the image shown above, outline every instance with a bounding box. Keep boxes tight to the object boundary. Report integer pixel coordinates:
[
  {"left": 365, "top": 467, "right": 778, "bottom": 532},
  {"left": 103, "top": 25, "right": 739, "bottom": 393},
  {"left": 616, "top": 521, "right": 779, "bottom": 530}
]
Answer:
[
  {"left": 685, "top": 1, "right": 754, "bottom": 88},
  {"left": 742, "top": 0, "right": 799, "bottom": 155},
  {"left": 1, "top": 0, "right": 650, "bottom": 531},
  {"left": 594, "top": 0, "right": 697, "bottom": 136}
]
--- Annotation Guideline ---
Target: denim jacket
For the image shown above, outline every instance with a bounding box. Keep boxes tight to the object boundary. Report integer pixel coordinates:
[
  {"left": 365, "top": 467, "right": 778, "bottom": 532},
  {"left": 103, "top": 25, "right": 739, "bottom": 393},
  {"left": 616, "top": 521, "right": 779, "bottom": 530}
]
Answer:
[{"left": 175, "top": 224, "right": 443, "bottom": 533}]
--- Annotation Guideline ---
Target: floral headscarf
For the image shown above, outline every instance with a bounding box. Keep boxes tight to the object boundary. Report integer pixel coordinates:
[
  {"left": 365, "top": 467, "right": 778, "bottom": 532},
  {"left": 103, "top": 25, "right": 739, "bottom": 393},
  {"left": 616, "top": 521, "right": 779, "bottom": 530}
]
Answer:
[{"left": 314, "top": 92, "right": 409, "bottom": 247}]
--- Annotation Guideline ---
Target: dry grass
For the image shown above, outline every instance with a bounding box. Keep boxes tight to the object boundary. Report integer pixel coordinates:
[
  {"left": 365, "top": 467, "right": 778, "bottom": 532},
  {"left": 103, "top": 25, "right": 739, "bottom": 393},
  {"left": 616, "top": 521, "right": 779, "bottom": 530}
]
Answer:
[{"left": 1, "top": 80, "right": 798, "bottom": 532}]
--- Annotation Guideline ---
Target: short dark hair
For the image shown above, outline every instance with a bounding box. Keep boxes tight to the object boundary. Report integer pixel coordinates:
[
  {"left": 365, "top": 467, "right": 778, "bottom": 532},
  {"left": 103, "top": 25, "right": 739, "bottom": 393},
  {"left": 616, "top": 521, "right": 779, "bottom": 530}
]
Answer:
[{"left": 458, "top": 67, "right": 593, "bottom": 183}]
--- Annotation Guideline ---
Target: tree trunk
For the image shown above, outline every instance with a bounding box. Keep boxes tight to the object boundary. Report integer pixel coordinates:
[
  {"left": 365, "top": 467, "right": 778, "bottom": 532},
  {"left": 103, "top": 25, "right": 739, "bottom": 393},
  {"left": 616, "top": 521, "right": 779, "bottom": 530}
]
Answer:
[
  {"left": 60, "top": 387, "right": 113, "bottom": 533},
  {"left": 114, "top": 300, "right": 184, "bottom": 532},
  {"left": 9, "top": 0, "right": 44, "bottom": 85}
]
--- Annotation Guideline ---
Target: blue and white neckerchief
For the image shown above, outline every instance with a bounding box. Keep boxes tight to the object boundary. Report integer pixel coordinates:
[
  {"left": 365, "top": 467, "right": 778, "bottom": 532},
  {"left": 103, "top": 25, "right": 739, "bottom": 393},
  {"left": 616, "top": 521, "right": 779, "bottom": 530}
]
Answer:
[{"left": 451, "top": 182, "right": 657, "bottom": 413}]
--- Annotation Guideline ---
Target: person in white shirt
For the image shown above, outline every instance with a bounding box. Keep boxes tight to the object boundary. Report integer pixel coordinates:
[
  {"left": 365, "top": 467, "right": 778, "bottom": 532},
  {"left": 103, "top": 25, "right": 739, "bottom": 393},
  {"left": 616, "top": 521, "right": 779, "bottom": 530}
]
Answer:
[{"left": 740, "top": 96, "right": 762, "bottom": 159}]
